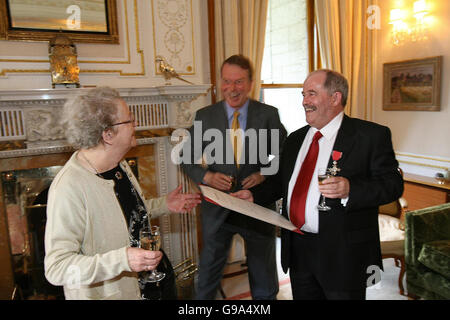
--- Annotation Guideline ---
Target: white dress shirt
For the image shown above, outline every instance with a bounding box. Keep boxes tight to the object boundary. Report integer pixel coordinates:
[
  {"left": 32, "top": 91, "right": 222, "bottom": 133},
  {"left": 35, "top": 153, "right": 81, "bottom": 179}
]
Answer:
[{"left": 287, "top": 111, "right": 345, "bottom": 233}]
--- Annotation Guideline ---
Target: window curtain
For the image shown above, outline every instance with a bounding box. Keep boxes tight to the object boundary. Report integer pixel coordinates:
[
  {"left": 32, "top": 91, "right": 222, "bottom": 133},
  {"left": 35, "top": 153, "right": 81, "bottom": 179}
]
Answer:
[
  {"left": 315, "top": 0, "right": 374, "bottom": 120},
  {"left": 213, "top": 0, "right": 269, "bottom": 101}
]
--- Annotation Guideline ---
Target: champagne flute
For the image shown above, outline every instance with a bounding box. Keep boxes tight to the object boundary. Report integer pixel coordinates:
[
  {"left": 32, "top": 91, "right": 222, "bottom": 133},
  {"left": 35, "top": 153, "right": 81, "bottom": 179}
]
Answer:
[
  {"left": 317, "top": 168, "right": 331, "bottom": 211},
  {"left": 140, "top": 226, "right": 165, "bottom": 283},
  {"left": 228, "top": 174, "right": 237, "bottom": 192}
]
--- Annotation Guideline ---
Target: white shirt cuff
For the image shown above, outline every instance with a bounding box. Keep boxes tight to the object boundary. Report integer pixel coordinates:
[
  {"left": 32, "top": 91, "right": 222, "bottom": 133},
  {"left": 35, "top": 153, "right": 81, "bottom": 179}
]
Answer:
[{"left": 341, "top": 197, "right": 349, "bottom": 207}]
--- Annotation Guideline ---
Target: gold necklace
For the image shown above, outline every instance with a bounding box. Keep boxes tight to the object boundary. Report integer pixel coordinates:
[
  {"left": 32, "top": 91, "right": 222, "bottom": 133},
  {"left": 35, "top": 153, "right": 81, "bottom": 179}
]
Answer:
[
  {"left": 80, "top": 151, "right": 100, "bottom": 175},
  {"left": 79, "top": 151, "right": 123, "bottom": 180}
]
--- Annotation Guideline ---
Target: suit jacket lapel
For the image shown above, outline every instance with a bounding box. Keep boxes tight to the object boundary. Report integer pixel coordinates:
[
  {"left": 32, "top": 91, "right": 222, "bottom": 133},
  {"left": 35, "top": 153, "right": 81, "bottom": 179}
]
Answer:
[
  {"left": 327, "top": 114, "right": 356, "bottom": 169},
  {"left": 215, "top": 102, "right": 228, "bottom": 132},
  {"left": 245, "top": 100, "right": 260, "bottom": 130},
  {"left": 286, "top": 126, "right": 310, "bottom": 179}
]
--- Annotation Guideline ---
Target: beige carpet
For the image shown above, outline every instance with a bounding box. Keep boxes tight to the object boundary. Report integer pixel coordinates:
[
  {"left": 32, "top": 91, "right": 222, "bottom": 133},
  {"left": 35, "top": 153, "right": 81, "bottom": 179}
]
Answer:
[{"left": 219, "top": 239, "right": 407, "bottom": 300}]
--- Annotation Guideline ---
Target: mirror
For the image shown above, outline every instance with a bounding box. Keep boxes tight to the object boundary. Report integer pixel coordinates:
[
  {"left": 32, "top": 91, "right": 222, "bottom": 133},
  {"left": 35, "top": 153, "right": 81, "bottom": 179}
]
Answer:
[{"left": 0, "top": 0, "right": 118, "bottom": 44}]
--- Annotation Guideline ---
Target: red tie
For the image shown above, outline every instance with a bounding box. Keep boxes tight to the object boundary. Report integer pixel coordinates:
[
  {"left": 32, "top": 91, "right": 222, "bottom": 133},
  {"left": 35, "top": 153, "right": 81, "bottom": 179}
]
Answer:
[{"left": 290, "top": 131, "right": 323, "bottom": 232}]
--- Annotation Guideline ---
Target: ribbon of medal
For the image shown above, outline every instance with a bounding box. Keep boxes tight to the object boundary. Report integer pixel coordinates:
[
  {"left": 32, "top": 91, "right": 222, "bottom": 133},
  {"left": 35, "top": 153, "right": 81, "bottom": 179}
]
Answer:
[{"left": 329, "top": 150, "right": 342, "bottom": 176}]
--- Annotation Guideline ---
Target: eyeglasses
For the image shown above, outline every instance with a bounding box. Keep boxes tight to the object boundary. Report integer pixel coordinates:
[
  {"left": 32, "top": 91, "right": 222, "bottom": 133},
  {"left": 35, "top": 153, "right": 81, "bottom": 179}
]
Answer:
[{"left": 110, "top": 114, "right": 136, "bottom": 127}]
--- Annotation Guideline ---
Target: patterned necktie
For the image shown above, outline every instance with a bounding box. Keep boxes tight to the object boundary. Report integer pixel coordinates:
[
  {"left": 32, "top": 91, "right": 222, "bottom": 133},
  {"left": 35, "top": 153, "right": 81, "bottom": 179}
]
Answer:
[
  {"left": 290, "top": 131, "right": 323, "bottom": 231},
  {"left": 231, "top": 111, "right": 241, "bottom": 168}
]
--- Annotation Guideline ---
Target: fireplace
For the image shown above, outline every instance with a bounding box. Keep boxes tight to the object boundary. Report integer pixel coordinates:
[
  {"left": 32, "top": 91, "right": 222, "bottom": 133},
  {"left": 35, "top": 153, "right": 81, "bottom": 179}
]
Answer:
[{"left": 0, "top": 85, "right": 210, "bottom": 299}]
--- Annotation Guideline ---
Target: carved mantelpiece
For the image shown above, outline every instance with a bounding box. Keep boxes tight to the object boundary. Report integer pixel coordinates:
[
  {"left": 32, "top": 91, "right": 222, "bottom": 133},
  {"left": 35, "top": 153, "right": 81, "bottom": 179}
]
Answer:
[
  {"left": 154, "top": 85, "right": 211, "bottom": 128},
  {"left": 0, "top": 85, "right": 210, "bottom": 151}
]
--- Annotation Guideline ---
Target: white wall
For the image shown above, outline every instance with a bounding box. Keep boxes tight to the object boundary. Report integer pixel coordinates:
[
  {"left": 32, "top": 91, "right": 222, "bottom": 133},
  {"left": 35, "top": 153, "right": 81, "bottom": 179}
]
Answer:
[
  {"left": 0, "top": 0, "right": 211, "bottom": 111},
  {"left": 372, "top": 0, "right": 450, "bottom": 178}
]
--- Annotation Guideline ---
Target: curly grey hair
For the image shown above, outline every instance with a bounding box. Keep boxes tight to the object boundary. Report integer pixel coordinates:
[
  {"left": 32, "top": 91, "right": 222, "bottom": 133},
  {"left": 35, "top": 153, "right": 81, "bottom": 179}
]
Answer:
[{"left": 61, "top": 87, "right": 123, "bottom": 149}]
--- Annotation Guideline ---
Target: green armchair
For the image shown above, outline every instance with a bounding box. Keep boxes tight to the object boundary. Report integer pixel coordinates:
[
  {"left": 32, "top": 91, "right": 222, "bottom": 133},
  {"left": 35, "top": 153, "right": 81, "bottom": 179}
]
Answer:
[{"left": 405, "top": 203, "right": 450, "bottom": 299}]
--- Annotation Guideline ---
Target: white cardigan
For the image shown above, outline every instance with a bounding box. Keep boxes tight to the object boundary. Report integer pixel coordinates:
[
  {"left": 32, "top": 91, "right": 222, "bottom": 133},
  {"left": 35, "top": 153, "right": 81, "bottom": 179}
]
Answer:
[{"left": 44, "top": 151, "right": 170, "bottom": 300}]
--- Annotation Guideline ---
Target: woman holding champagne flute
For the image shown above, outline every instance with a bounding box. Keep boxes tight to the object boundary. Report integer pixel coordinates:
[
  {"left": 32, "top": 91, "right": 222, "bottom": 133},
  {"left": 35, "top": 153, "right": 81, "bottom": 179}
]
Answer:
[{"left": 44, "top": 87, "right": 201, "bottom": 300}]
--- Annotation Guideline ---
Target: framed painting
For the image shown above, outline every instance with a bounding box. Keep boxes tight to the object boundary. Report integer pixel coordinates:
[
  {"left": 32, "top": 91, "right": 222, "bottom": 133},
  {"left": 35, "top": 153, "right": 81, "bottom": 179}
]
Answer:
[
  {"left": 383, "top": 56, "right": 442, "bottom": 111},
  {"left": 0, "top": 0, "right": 118, "bottom": 43}
]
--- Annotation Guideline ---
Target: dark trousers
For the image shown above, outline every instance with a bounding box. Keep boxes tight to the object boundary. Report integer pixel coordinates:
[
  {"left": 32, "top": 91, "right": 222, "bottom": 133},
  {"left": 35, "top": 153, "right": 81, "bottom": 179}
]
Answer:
[
  {"left": 195, "top": 221, "right": 279, "bottom": 300},
  {"left": 289, "top": 232, "right": 366, "bottom": 300}
]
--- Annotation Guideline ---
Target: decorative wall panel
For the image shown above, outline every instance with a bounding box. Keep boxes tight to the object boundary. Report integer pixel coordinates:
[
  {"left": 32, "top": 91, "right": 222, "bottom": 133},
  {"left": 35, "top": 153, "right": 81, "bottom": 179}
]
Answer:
[{"left": 151, "top": 0, "right": 195, "bottom": 75}]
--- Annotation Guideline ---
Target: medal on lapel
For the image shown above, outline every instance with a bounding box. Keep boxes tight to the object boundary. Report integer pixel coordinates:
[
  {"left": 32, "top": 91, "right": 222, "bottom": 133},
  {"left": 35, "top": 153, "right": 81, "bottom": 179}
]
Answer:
[{"left": 329, "top": 150, "right": 342, "bottom": 176}]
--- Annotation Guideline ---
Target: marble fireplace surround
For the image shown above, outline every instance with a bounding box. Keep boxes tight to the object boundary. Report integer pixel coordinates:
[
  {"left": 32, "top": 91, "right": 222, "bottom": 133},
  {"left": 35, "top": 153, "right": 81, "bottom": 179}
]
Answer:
[{"left": 0, "top": 85, "right": 210, "bottom": 299}]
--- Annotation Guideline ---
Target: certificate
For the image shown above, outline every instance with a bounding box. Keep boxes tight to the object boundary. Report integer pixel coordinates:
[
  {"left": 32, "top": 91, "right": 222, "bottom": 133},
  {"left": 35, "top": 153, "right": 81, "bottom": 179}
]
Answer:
[{"left": 199, "top": 185, "right": 297, "bottom": 231}]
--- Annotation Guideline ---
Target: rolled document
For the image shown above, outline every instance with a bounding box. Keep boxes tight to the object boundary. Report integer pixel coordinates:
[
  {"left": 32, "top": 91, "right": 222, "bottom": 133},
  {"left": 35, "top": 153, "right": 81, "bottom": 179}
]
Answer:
[{"left": 199, "top": 185, "right": 297, "bottom": 231}]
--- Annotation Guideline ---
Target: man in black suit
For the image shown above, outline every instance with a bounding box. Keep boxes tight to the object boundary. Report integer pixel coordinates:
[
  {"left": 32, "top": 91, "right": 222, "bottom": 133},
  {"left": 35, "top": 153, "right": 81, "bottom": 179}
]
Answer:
[
  {"left": 180, "top": 55, "right": 287, "bottom": 299},
  {"left": 233, "top": 69, "right": 403, "bottom": 299}
]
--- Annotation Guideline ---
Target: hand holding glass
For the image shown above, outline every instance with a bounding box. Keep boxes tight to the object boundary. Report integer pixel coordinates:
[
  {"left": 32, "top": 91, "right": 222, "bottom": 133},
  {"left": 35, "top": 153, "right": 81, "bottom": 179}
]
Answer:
[
  {"left": 140, "top": 226, "right": 165, "bottom": 283},
  {"left": 228, "top": 175, "right": 237, "bottom": 191},
  {"left": 317, "top": 168, "right": 331, "bottom": 211}
]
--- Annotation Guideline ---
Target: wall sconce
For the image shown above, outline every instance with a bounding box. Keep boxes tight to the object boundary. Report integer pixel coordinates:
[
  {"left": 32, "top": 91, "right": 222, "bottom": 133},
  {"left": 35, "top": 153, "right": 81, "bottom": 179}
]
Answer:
[
  {"left": 411, "top": 0, "right": 429, "bottom": 42},
  {"left": 389, "top": 0, "right": 430, "bottom": 46},
  {"left": 389, "top": 8, "right": 408, "bottom": 46}
]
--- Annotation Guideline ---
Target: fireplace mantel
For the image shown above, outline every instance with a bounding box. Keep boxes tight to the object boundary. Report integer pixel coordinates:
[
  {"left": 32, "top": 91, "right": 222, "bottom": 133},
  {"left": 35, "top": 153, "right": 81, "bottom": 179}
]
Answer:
[
  {"left": 1, "top": 85, "right": 209, "bottom": 135},
  {"left": 0, "top": 85, "right": 211, "bottom": 102},
  {"left": 0, "top": 85, "right": 210, "bottom": 156}
]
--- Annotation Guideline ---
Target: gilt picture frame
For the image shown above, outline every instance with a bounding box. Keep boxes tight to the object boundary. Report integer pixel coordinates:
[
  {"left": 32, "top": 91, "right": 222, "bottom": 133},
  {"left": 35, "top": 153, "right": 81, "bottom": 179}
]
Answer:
[
  {"left": 0, "top": 0, "right": 118, "bottom": 44},
  {"left": 383, "top": 56, "right": 442, "bottom": 111}
]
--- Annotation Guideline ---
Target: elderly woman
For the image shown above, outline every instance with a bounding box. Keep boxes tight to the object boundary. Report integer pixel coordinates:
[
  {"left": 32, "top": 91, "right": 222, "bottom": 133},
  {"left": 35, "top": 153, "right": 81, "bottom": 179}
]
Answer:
[{"left": 44, "top": 87, "right": 200, "bottom": 300}]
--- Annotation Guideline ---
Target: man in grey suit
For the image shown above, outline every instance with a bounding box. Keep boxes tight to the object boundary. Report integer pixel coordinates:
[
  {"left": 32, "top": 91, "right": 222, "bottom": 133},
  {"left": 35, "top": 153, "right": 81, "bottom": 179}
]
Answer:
[{"left": 180, "top": 55, "right": 287, "bottom": 299}]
